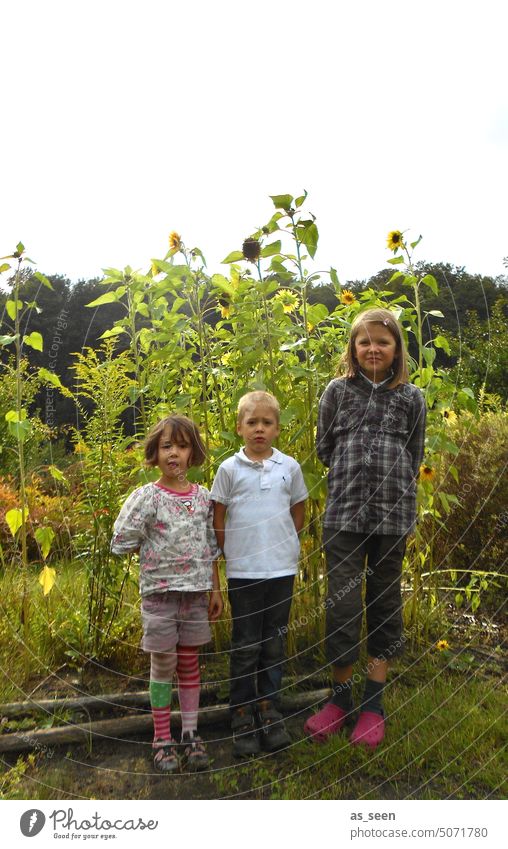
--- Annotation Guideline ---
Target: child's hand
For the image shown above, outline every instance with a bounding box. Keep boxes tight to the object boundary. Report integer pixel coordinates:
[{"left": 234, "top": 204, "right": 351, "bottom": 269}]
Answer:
[{"left": 208, "top": 589, "right": 223, "bottom": 622}]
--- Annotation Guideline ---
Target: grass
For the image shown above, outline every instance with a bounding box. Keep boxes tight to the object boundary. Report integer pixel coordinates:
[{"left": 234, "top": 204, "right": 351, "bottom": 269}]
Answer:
[
  {"left": 1, "top": 651, "right": 506, "bottom": 800},
  {"left": 0, "top": 561, "right": 506, "bottom": 800}
]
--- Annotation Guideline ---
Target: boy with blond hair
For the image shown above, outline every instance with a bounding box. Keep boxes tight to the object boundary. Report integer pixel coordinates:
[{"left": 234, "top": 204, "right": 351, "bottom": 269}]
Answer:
[{"left": 212, "top": 390, "right": 307, "bottom": 756}]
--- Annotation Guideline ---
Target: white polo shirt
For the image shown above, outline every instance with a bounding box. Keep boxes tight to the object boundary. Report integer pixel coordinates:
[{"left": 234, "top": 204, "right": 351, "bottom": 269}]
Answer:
[{"left": 211, "top": 447, "right": 308, "bottom": 579}]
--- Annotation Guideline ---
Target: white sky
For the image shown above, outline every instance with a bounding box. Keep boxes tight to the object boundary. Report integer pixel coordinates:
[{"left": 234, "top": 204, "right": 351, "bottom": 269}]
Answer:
[{"left": 2, "top": 0, "right": 507, "bottom": 286}]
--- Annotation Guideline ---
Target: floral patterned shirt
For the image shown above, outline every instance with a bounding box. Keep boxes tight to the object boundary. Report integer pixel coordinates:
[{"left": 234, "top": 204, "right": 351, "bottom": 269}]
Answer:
[{"left": 111, "top": 482, "right": 219, "bottom": 596}]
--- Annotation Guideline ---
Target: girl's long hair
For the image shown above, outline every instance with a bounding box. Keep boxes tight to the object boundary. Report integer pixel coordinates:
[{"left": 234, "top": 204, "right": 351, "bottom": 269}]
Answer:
[{"left": 336, "top": 307, "right": 409, "bottom": 387}]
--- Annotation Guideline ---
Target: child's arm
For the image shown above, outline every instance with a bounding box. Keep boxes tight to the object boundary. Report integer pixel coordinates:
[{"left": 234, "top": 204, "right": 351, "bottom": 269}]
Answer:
[
  {"left": 208, "top": 558, "right": 223, "bottom": 621},
  {"left": 290, "top": 500, "right": 306, "bottom": 534},
  {"left": 407, "top": 389, "right": 427, "bottom": 478},
  {"left": 111, "top": 487, "right": 153, "bottom": 554},
  {"left": 213, "top": 501, "right": 227, "bottom": 553},
  {"left": 316, "top": 381, "right": 339, "bottom": 467}
]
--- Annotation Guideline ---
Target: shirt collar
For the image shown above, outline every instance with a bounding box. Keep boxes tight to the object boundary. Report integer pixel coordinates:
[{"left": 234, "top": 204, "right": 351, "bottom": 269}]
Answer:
[
  {"left": 358, "top": 369, "right": 394, "bottom": 389},
  {"left": 235, "top": 446, "right": 283, "bottom": 466}
]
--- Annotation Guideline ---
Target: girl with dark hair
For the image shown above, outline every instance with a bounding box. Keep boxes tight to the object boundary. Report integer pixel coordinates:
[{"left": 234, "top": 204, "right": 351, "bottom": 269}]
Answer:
[{"left": 112, "top": 415, "right": 222, "bottom": 772}]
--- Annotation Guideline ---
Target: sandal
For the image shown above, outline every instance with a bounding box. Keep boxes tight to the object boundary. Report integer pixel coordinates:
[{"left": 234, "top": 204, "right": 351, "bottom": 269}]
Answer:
[
  {"left": 180, "top": 731, "right": 210, "bottom": 772},
  {"left": 153, "top": 738, "right": 179, "bottom": 773},
  {"left": 350, "top": 710, "right": 385, "bottom": 749},
  {"left": 304, "top": 702, "right": 348, "bottom": 743}
]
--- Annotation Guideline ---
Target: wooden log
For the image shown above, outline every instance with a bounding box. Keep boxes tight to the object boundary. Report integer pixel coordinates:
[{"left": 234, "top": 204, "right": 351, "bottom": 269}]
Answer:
[
  {"left": 0, "top": 674, "right": 330, "bottom": 719},
  {"left": 0, "top": 688, "right": 331, "bottom": 754}
]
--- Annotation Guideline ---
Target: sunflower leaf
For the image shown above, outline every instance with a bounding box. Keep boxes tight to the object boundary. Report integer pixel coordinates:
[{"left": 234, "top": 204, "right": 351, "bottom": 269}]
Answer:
[
  {"left": 421, "top": 274, "right": 438, "bottom": 295},
  {"left": 221, "top": 251, "right": 244, "bottom": 264},
  {"left": 387, "top": 256, "right": 404, "bottom": 265},
  {"left": 23, "top": 331, "right": 43, "bottom": 351},
  {"left": 260, "top": 241, "right": 282, "bottom": 258},
  {"left": 270, "top": 194, "right": 293, "bottom": 212}
]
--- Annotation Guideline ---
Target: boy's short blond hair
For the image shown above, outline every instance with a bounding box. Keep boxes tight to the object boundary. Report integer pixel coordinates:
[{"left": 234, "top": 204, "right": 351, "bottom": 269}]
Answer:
[{"left": 237, "top": 391, "right": 280, "bottom": 424}]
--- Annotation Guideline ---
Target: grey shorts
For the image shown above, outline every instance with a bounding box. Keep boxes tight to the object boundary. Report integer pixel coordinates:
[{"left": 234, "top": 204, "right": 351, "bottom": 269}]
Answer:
[{"left": 140, "top": 591, "right": 211, "bottom": 652}]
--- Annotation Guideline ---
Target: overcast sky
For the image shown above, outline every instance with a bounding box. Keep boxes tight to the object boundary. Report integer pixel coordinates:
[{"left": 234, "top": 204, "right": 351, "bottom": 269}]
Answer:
[{"left": 2, "top": 0, "right": 507, "bottom": 287}]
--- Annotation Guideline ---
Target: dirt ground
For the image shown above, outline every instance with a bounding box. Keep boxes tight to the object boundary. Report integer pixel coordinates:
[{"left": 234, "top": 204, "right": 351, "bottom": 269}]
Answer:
[{"left": 6, "top": 712, "right": 315, "bottom": 801}]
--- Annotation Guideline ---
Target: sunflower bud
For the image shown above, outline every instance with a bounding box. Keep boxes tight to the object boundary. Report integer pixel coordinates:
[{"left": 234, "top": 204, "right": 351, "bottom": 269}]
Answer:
[{"left": 242, "top": 238, "right": 261, "bottom": 262}]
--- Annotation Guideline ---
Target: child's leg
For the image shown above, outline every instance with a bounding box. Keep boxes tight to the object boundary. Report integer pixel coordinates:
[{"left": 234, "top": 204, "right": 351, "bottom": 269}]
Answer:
[
  {"left": 228, "top": 578, "right": 265, "bottom": 709},
  {"left": 150, "top": 650, "right": 178, "bottom": 741},
  {"left": 349, "top": 535, "right": 405, "bottom": 749},
  {"left": 257, "top": 575, "right": 294, "bottom": 703},
  {"left": 176, "top": 645, "right": 201, "bottom": 736},
  {"left": 362, "top": 534, "right": 406, "bottom": 714},
  {"left": 304, "top": 531, "right": 366, "bottom": 741}
]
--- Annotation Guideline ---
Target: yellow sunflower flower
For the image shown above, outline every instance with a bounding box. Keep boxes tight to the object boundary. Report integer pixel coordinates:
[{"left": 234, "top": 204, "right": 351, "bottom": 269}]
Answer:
[
  {"left": 420, "top": 464, "right": 436, "bottom": 481},
  {"left": 436, "top": 639, "right": 450, "bottom": 651},
  {"left": 340, "top": 289, "right": 356, "bottom": 305},
  {"left": 220, "top": 305, "right": 231, "bottom": 319},
  {"left": 442, "top": 409, "right": 458, "bottom": 424},
  {"left": 274, "top": 290, "right": 300, "bottom": 314},
  {"left": 169, "top": 231, "right": 182, "bottom": 252},
  {"left": 151, "top": 261, "right": 159, "bottom": 277},
  {"left": 386, "top": 230, "right": 404, "bottom": 251},
  {"left": 307, "top": 322, "right": 315, "bottom": 333}
]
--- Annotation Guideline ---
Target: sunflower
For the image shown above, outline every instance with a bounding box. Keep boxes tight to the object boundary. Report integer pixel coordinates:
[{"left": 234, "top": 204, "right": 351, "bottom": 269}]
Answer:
[
  {"left": 275, "top": 290, "right": 300, "bottom": 314},
  {"left": 150, "top": 261, "right": 159, "bottom": 277},
  {"left": 420, "top": 464, "right": 436, "bottom": 481},
  {"left": 220, "top": 304, "right": 231, "bottom": 319},
  {"left": 242, "top": 237, "right": 261, "bottom": 262},
  {"left": 442, "top": 409, "right": 458, "bottom": 424},
  {"left": 340, "top": 289, "right": 356, "bottom": 305},
  {"left": 386, "top": 230, "right": 404, "bottom": 251},
  {"left": 169, "top": 231, "right": 182, "bottom": 252},
  {"left": 436, "top": 639, "right": 450, "bottom": 651}
]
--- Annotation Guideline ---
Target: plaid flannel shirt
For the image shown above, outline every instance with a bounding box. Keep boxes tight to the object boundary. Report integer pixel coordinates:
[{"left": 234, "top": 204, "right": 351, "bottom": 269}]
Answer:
[{"left": 317, "top": 376, "right": 426, "bottom": 535}]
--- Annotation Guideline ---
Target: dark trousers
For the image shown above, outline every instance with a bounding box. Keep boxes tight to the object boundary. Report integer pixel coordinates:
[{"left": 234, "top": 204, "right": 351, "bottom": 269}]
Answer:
[
  {"left": 227, "top": 575, "right": 294, "bottom": 709},
  {"left": 323, "top": 529, "right": 407, "bottom": 667}
]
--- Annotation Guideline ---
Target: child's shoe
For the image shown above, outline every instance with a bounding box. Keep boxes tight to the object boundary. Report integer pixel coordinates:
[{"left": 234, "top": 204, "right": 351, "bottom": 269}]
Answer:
[
  {"left": 231, "top": 705, "right": 260, "bottom": 757},
  {"left": 256, "top": 699, "right": 291, "bottom": 751},
  {"left": 303, "top": 702, "right": 348, "bottom": 743},
  {"left": 153, "top": 738, "right": 179, "bottom": 773},
  {"left": 180, "top": 731, "right": 210, "bottom": 771},
  {"left": 350, "top": 710, "right": 385, "bottom": 749}
]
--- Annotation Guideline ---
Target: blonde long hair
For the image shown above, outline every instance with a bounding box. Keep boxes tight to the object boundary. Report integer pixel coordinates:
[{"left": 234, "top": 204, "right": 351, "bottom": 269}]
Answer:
[{"left": 336, "top": 307, "right": 409, "bottom": 387}]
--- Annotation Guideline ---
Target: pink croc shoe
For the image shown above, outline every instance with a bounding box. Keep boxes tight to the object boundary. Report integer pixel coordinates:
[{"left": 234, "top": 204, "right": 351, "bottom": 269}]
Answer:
[
  {"left": 350, "top": 711, "right": 385, "bottom": 749},
  {"left": 304, "top": 702, "right": 348, "bottom": 743}
]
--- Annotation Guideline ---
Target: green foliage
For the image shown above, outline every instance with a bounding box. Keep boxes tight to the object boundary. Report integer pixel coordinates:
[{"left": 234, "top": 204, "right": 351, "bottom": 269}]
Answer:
[
  {"left": 446, "top": 300, "right": 508, "bottom": 399},
  {"left": 70, "top": 341, "right": 138, "bottom": 658}
]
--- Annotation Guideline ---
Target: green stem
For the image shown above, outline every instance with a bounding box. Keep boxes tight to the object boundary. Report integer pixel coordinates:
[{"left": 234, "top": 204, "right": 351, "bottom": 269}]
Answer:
[
  {"left": 13, "top": 259, "right": 29, "bottom": 660},
  {"left": 256, "top": 260, "right": 276, "bottom": 395}
]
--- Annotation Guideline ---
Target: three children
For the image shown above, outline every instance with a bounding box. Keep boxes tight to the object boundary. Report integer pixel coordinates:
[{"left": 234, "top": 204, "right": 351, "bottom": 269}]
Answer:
[{"left": 111, "top": 306, "right": 426, "bottom": 766}]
